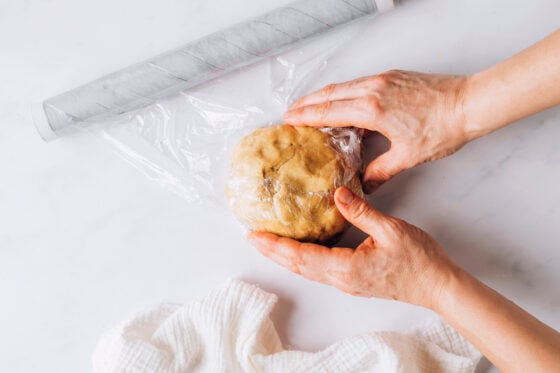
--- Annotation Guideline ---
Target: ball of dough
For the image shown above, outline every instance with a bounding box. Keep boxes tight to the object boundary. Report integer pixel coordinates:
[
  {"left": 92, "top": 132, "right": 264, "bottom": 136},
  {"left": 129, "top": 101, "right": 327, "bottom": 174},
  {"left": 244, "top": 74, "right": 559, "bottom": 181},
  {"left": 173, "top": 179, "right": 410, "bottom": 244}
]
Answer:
[{"left": 226, "top": 125, "right": 363, "bottom": 242}]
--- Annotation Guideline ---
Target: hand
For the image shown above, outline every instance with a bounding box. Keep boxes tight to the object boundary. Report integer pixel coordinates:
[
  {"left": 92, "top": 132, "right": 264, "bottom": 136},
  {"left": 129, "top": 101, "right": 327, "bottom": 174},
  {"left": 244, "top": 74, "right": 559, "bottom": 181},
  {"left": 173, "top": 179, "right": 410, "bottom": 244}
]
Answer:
[
  {"left": 284, "top": 70, "right": 470, "bottom": 193},
  {"left": 248, "top": 186, "right": 456, "bottom": 309}
]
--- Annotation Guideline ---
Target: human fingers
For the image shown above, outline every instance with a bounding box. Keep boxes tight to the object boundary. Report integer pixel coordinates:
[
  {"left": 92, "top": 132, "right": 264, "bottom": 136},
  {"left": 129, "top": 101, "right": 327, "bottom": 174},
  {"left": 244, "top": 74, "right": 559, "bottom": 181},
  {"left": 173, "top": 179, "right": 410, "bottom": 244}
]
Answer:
[
  {"left": 283, "top": 98, "right": 385, "bottom": 134},
  {"left": 289, "top": 77, "right": 375, "bottom": 110},
  {"left": 362, "top": 150, "right": 406, "bottom": 193},
  {"left": 333, "top": 186, "right": 392, "bottom": 240},
  {"left": 247, "top": 231, "right": 354, "bottom": 284}
]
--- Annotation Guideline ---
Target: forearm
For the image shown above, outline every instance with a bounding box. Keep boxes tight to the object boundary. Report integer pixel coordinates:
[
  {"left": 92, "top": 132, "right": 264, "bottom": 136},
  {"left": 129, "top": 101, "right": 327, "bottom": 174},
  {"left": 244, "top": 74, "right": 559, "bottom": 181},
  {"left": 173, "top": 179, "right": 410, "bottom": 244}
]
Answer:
[
  {"left": 464, "top": 29, "right": 560, "bottom": 140},
  {"left": 434, "top": 266, "right": 560, "bottom": 372}
]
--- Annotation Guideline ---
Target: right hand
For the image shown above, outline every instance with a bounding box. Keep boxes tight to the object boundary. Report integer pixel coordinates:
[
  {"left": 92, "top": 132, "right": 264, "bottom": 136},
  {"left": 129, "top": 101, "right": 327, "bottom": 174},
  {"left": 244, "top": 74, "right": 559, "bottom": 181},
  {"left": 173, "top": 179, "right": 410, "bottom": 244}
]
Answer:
[
  {"left": 249, "top": 186, "right": 457, "bottom": 309},
  {"left": 284, "top": 70, "right": 472, "bottom": 193}
]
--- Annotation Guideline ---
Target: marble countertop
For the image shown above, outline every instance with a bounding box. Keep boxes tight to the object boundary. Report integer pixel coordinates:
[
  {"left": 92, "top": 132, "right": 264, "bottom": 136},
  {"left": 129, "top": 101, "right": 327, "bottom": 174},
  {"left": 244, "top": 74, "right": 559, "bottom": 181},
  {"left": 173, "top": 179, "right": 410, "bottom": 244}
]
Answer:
[{"left": 1, "top": 0, "right": 559, "bottom": 372}]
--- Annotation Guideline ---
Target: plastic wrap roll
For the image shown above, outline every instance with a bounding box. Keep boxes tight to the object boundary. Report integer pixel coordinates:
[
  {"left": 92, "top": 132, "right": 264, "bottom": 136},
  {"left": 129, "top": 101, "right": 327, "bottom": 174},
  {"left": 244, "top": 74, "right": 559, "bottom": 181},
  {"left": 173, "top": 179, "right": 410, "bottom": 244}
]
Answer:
[{"left": 36, "top": 0, "right": 393, "bottom": 140}]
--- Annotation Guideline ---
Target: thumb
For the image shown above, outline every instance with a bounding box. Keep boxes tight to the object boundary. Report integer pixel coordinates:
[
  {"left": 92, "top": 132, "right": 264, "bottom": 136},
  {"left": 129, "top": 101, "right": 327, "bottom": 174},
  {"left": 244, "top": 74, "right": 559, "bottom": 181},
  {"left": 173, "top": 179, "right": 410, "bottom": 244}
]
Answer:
[
  {"left": 362, "top": 150, "right": 404, "bottom": 193},
  {"left": 334, "top": 186, "right": 387, "bottom": 237}
]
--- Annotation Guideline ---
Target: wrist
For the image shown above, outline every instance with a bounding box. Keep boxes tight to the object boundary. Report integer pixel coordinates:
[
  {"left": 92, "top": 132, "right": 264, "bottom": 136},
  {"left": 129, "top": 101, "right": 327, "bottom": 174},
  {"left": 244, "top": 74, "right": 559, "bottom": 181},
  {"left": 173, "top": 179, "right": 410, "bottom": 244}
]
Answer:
[
  {"left": 461, "top": 71, "right": 506, "bottom": 141},
  {"left": 440, "top": 75, "right": 477, "bottom": 150},
  {"left": 414, "top": 261, "right": 467, "bottom": 311},
  {"left": 429, "top": 264, "right": 477, "bottom": 315}
]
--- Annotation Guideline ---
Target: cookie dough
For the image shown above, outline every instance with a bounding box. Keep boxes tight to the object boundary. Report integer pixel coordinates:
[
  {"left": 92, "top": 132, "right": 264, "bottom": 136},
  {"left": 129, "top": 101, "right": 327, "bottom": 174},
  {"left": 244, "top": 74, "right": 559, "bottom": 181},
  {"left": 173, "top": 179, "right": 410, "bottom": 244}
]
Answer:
[{"left": 226, "top": 125, "right": 363, "bottom": 242}]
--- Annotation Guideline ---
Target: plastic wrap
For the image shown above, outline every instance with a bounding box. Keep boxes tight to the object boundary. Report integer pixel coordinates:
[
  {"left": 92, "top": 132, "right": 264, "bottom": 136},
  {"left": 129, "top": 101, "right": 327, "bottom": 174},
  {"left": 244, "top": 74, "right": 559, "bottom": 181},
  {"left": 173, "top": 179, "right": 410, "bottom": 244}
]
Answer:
[
  {"left": 35, "top": 1, "right": 394, "bottom": 213},
  {"left": 35, "top": 0, "right": 393, "bottom": 140},
  {"left": 87, "top": 32, "right": 359, "bottom": 206}
]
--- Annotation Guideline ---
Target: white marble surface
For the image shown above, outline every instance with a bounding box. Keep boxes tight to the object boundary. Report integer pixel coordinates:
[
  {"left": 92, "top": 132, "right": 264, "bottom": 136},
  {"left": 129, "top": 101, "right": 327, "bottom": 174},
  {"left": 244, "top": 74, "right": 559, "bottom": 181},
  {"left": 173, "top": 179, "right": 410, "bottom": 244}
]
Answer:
[{"left": 1, "top": 0, "right": 559, "bottom": 372}]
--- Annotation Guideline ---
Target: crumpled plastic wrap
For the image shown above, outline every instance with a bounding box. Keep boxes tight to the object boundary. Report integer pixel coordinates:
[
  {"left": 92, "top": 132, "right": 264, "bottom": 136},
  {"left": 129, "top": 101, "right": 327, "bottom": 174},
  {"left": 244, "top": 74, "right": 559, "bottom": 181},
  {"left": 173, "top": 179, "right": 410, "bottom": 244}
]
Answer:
[
  {"left": 226, "top": 125, "right": 364, "bottom": 242},
  {"left": 35, "top": 2, "right": 397, "bottom": 238},
  {"left": 83, "top": 18, "right": 372, "bottom": 209}
]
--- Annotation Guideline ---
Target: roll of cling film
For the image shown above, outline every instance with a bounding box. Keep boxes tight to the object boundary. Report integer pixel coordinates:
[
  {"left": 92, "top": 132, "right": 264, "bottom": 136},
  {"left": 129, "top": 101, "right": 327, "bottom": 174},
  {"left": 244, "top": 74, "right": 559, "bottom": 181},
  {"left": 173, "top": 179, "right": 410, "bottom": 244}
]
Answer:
[
  {"left": 35, "top": 0, "right": 393, "bottom": 139},
  {"left": 35, "top": 0, "right": 393, "bottom": 206}
]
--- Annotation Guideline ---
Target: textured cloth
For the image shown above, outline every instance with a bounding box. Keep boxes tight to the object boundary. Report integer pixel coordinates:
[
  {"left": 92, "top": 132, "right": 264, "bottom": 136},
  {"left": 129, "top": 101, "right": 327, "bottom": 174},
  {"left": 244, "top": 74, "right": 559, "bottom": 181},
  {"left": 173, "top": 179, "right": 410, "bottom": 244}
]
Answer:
[{"left": 93, "top": 280, "right": 481, "bottom": 372}]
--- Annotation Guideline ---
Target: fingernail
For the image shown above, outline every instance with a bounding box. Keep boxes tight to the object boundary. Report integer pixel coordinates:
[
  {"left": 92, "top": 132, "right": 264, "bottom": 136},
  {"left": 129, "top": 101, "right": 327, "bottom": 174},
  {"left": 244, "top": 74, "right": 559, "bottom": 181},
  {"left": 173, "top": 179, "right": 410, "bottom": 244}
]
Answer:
[
  {"left": 364, "top": 181, "right": 382, "bottom": 194},
  {"left": 337, "top": 187, "right": 354, "bottom": 205}
]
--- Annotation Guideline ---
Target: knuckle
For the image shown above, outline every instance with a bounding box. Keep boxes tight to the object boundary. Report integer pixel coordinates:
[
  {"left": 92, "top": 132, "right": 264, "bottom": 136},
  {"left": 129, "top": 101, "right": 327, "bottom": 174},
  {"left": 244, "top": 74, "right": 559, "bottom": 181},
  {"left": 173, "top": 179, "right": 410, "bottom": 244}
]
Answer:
[
  {"left": 375, "top": 69, "right": 402, "bottom": 86},
  {"left": 384, "top": 69, "right": 402, "bottom": 76},
  {"left": 289, "top": 252, "right": 304, "bottom": 274},
  {"left": 349, "top": 78, "right": 365, "bottom": 89},
  {"left": 363, "top": 95, "right": 380, "bottom": 110},
  {"left": 374, "top": 73, "right": 390, "bottom": 86},
  {"left": 318, "top": 101, "right": 332, "bottom": 120},
  {"left": 289, "top": 262, "right": 302, "bottom": 275},
  {"left": 293, "top": 107, "right": 306, "bottom": 117},
  {"left": 322, "top": 83, "right": 336, "bottom": 97}
]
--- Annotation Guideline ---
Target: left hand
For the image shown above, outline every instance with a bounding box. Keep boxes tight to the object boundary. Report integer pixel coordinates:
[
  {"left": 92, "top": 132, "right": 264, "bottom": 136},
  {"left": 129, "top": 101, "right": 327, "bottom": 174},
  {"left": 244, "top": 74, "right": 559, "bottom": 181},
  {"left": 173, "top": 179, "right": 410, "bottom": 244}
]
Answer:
[
  {"left": 248, "top": 186, "right": 456, "bottom": 308},
  {"left": 283, "top": 70, "right": 470, "bottom": 193}
]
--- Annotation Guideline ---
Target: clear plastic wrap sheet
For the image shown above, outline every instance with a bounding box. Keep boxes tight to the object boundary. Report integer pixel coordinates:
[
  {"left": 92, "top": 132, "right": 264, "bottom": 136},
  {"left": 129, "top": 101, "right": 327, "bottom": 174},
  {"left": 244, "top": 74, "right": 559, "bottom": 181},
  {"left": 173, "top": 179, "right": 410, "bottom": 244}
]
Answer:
[{"left": 82, "top": 19, "right": 371, "bottom": 207}]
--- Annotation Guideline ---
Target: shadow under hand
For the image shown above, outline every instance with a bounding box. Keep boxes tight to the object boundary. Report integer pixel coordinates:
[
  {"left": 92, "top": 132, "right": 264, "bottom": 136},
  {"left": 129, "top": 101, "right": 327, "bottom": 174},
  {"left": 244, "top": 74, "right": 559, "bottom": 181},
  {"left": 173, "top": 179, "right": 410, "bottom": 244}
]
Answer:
[
  {"left": 335, "top": 224, "right": 369, "bottom": 248},
  {"left": 362, "top": 131, "right": 391, "bottom": 170},
  {"left": 361, "top": 131, "right": 429, "bottom": 216}
]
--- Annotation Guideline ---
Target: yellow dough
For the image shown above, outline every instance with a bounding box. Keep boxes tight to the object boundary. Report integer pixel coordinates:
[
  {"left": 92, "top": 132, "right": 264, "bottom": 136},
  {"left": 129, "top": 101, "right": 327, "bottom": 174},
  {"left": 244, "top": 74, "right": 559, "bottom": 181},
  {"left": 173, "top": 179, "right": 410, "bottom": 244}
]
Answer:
[{"left": 226, "top": 125, "right": 363, "bottom": 242}]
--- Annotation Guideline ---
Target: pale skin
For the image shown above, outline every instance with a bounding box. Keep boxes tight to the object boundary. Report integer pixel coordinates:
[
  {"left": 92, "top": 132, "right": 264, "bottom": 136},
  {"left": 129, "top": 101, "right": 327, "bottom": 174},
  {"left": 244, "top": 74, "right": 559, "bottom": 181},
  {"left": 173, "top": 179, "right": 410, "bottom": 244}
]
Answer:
[{"left": 249, "top": 30, "right": 560, "bottom": 372}]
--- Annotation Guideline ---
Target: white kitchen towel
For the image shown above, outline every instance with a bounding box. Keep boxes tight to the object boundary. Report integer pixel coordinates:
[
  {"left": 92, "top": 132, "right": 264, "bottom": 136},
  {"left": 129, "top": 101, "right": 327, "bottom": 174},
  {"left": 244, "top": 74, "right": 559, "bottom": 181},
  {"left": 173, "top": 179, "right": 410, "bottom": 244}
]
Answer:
[{"left": 93, "top": 279, "right": 481, "bottom": 372}]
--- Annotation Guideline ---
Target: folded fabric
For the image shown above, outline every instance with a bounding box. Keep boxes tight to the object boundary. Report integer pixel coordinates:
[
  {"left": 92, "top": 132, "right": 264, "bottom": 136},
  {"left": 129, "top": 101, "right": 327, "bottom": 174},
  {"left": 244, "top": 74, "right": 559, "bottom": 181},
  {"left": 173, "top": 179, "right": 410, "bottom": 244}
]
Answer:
[{"left": 93, "top": 279, "right": 481, "bottom": 372}]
